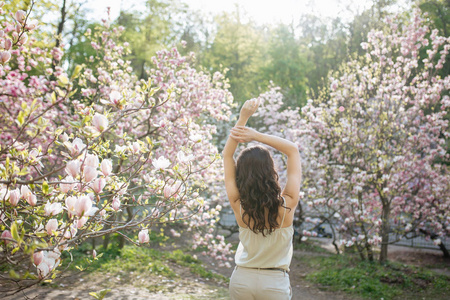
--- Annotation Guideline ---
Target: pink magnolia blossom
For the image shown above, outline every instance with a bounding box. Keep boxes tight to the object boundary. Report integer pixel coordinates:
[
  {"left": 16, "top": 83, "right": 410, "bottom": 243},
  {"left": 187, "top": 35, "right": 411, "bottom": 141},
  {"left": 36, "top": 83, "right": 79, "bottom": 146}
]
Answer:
[
  {"left": 85, "top": 154, "right": 99, "bottom": 168},
  {"left": 65, "top": 196, "right": 77, "bottom": 217},
  {"left": 65, "top": 160, "right": 80, "bottom": 178},
  {"left": 37, "top": 262, "right": 49, "bottom": 279},
  {"left": 101, "top": 159, "right": 112, "bottom": 176},
  {"left": 27, "top": 194, "right": 37, "bottom": 206},
  {"left": 60, "top": 176, "right": 76, "bottom": 193},
  {"left": 0, "top": 50, "right": 11, "bottom": 64},
  {"left": 92, "top": 113, "right": 109, "bottom": 132},
  {"left": 15, "top": 10, "right": 26, "bottom": 24},
  {"left": 91, "top": 178, "right": 106, "bottom": 194},
  {"left": 4, "top": 38, "right": 12, "bottom": 50},
  {"left": 76, "top": 216, "right": 88, "bottom": 229},
  {"left": 152, "top": 156, "right": 170, "bottom": 170},
  {"left": 111, "top": 197, "right": 121, "bottom": 211},
  {"left": 63, "top": 224, "right": 77, "bottom": 239},
  {"left": 17, "top": 32, "right": 28, "bottom": 45},
  {"left": 46, "top": 219, "right": 58, "bottom": 235},
  {"left": 25, "top": 19, "right": 38, "bottom": 31},
  {"left": 138, "top": 229, "right": 149, "bottom": 243},
  {"left": 69, "top": 138, "right": 85, "bottom": 156},
  {"left": 131, "top": 142, "right": 140, "bottom": 154},
  {"left": 9, "top": 189, "right": 20, "bottom": 206},
  {"left": 75, "top": 196, "right": 92, "bottom": 217},
  {"left": 83, "top": 166, "right": 98, "bottom": 182},
  {"left": 176, "top": 151, "right": 193, "bottom": 163},
  {"left": 44, "top": 201, "right": 63, "bottom": 216}
]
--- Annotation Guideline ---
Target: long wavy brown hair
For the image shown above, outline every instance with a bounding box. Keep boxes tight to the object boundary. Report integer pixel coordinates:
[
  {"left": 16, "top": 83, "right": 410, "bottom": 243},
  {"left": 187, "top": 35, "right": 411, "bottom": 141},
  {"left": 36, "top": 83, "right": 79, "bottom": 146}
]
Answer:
[{"left": 236, "top": 145, "right": 286, "bottom": 235}]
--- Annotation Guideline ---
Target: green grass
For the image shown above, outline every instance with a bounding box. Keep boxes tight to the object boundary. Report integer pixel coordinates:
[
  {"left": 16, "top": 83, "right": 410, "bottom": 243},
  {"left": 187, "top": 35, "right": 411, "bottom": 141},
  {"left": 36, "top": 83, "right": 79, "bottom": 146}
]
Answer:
[
  {"left": 293, "top": 239, "right": 332, "bottom": 253},
  {"left": 299, "top": 254, "right": 450, "bottom": 299},
  {"left": 61, "top": 243, "right": 228, "bottom": 283}
]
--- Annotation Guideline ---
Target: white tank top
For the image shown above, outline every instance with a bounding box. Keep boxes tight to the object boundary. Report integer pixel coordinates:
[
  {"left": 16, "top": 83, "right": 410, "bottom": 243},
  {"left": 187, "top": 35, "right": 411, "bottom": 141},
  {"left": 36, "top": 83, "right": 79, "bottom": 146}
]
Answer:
[{"left": 235, "top": 198, "right": 294, "bottom": 271}]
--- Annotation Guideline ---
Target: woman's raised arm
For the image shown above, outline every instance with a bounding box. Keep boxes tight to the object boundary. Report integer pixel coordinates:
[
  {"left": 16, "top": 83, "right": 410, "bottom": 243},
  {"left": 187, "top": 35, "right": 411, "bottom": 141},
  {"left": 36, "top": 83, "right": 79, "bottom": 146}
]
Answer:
[
  {"left": 230, "top": 127, "right": 302, "bottom": 206},
  {"left": 222, "top": 99, "right": 260, "bottom": 204}
]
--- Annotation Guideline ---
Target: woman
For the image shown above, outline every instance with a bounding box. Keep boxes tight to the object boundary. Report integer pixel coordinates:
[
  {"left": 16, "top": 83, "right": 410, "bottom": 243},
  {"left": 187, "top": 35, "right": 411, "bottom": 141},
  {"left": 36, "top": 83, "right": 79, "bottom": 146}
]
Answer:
[{"left": 223, "top": 98, "right": 302, "bottom": 300}]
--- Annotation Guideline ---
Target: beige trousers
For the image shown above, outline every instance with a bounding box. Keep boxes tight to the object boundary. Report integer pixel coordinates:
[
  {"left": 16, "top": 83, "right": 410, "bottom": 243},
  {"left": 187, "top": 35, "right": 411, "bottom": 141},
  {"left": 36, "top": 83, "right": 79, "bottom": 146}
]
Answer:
[{"left": 229, "top": 266, "right": 292, "bottom": 300}]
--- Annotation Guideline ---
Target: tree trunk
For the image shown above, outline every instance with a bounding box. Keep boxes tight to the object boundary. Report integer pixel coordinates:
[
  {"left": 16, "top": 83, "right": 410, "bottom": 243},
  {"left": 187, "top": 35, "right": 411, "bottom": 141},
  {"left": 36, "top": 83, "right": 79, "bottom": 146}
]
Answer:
[
  {"left": 103, "top": 234, "right": 110, "bottom": 250},
  {"left": 379, "top": 203, "right": 391, "bottom": 263},
  {"left": 56, "top": 0, "right": 67, "bottom": 49},
  {"left": 438, "top": 242, "right": 450, "bottom": 258},
  {"left": 118, "top": 206, "right": 134, "bottom": 249}
]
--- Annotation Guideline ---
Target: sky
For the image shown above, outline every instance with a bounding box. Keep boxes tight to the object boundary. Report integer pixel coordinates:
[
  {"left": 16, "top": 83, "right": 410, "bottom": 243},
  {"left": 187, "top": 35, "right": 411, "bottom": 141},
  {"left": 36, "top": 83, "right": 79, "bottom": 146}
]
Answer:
[{"left": 86, "top": 0, "right": 376, "bottom": 24}]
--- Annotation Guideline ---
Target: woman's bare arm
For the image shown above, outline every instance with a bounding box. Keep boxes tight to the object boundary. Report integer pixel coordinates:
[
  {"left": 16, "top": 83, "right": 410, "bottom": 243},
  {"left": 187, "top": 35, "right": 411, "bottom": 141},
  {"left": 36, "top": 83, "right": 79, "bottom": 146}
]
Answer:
[
  {"left": 230, "top": 127, "right": 302, "bottom": 205},
  {"left": 222, "top": 99, "right": 260, "bottom": 204}
]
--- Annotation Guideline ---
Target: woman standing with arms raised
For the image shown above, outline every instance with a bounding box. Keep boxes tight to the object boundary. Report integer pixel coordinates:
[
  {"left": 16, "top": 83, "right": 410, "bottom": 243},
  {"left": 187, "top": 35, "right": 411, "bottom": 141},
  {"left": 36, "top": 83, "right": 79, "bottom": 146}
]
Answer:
[{"left": 223, "top": 98, "right": 302, "bottom": 299}]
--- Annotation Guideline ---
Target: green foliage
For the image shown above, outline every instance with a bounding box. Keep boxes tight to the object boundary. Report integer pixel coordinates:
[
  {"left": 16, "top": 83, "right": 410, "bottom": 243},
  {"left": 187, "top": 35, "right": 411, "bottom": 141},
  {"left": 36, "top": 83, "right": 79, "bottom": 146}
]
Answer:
[
  {"left": 293, "top": 240, "right": 331, "bottom": 253},
  {"left": 89, "top": 289, "right": 111, "bottom": 300},
  {"left": 62, "top": 242, "right": 227, "bottom": 282},
  {"left": 200, "top": 9, "right": 266, "bottom": 103},
  {"left": 301, "top": 254, "right": 450, "bottom": 299}
]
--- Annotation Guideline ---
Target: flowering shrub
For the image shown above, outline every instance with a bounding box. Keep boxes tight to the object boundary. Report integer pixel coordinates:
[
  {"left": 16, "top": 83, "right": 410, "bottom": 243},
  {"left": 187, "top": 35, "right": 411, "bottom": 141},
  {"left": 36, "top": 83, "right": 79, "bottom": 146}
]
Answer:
[{"left": 0, "top": 4, "right": 233, "bottom": 294}]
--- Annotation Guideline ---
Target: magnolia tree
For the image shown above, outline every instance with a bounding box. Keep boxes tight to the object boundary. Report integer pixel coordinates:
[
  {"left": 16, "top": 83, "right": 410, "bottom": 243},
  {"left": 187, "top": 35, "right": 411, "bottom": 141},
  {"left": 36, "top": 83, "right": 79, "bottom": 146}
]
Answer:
[
  {"left": 248, "top": 10, "right": 450, "bottom": 263},
  {"left": 0, "top": 3, "right": 233, "bottom": 295},
  {"left": 300, "top": 10, "right": 450, "bottom": 262}
]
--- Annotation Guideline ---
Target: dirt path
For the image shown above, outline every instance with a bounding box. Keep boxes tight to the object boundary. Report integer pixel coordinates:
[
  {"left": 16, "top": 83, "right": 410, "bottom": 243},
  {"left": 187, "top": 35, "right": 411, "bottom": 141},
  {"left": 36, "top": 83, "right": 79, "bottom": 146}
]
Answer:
[
  {"left": 5, "top": 249, "right": 359, "bottom": 300},
  {"left": 5, "top": 238, "right": 449, "bottom": 299}
]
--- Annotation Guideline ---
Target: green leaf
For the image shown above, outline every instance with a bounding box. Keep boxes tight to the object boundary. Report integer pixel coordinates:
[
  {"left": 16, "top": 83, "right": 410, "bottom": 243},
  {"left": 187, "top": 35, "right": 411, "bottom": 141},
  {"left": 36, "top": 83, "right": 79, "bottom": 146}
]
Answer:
[
  {"left": 57, "top": 74, "right": 69, "bottom": 86},
  {"left": 11, "top": 222, "right": 19, "bottom": 241},
  {"left": 17, "top": 111, "right": 25, "bottom": 126},
  {"left": 71, "top": 65, "right": 82, "bottom": 80},
  {"left": 9, "top": 270, "right": 20, "bottom": 279},
  {"left": 42, "top": 181, "right": 49, "bottom": 195},
  {"left": 51, "top": 92, "right": 57, "bottom": 104},
  {"left": 89, "top": 289, "right": 111, "bottom": 300}
]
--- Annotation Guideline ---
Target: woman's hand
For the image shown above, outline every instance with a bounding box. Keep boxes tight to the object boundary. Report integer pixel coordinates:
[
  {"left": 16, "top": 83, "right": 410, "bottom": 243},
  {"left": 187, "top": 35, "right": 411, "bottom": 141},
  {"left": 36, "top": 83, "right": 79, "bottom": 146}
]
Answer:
[
  {"left": 230, "top": 126, "right": 259, "bottom": 143},
  {"left": 239, "top": 98, "right": 260, "bottom": 121}
]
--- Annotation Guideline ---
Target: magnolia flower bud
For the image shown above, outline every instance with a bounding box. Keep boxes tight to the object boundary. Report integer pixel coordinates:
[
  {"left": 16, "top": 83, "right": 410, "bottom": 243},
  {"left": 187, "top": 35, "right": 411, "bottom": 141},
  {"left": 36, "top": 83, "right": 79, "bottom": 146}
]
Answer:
[
  {"left": 33, "top": 251, "right": 44, "bottom": 266},
  {"left": 111, "top": 198, "right": 120, "bottom": 211},
  {"left": 92, "top": 113, "right": 108, "bottom": 132},
  {"left": 0, "top": 51, "right": 11, "bottom": 64},
  {"left": 101, "top": 159, "right": 112, "bottom": 177},
  {"left": 15, "top": 10, "right": 26, "bottom": 24},
  {"left": 28, "top": 193, "right": 37, "bottom": 206},
  {"left": 46, "top": 219, "right": 58, "bottom": 235},
  {"left": 4, "top": 38, "right": 12, "bottom": 50},
  {"left": 138, "top": 229, "right": 149, "bottom": 244},
  {"left": 1, "top": 230, "right": 13, "bottom": 244},
  {"left": 92, "top": 249, "right": 97, "bottom": 259}
]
